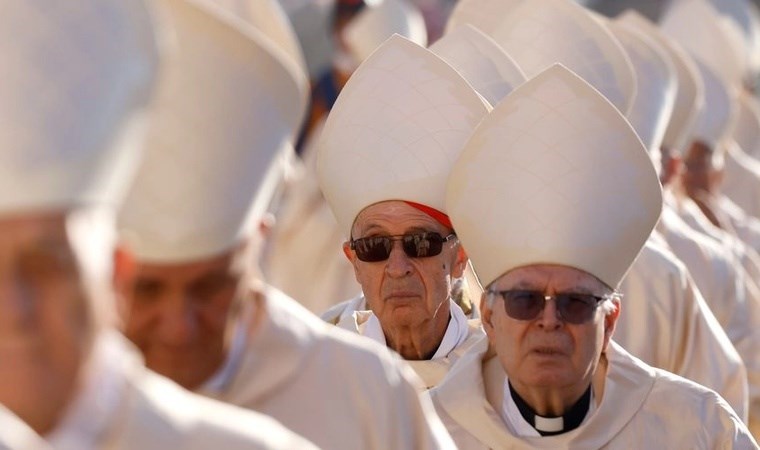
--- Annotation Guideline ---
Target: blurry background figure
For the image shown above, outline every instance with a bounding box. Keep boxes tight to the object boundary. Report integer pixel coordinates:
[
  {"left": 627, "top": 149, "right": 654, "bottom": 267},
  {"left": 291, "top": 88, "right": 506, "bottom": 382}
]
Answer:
[
  {"left": 0, "top": 0, "right": 315, "bottom": 448},
  {"left": 266, "top": 0, "right": 429, "bottom": 314},
  {"left": 658, "top": 0, "right": 760, "bottom": 438},
  {"left": 117, "top": 1, "right": 453, "bottom": 448}
]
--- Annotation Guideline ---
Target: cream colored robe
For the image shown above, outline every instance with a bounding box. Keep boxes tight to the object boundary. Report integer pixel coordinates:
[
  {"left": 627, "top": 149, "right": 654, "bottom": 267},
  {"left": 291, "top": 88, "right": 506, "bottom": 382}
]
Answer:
[
  {"left": 332, "top": 301, "right": 486, "bottom": 389},
  {"left": 429, "top": 337, "right": 757, "bottom": 449},
  {"left": 616, "top": 238, "right": 748, "bottom": 419},
  {"left": 664, "top": 192, "right": 760, "bottom": 437},
  {"left": 713, "top": 193, "right": 760, "bottom": 254},
  {"left": 0, "top": 331, "right": 314, "bottom": 450},
  {"left": 722, "top": 140, "right": 760, "bottom": 220},
  {"left": 198, "top": 287, "right": 455, "bottom": 450}
]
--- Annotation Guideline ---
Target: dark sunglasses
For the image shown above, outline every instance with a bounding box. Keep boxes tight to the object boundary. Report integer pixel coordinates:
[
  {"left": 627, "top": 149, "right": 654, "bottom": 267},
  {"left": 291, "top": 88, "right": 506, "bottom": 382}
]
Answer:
[
  {"left": 349, "top": 232, "right": 457, "bottom": 262},
  {"left": 486, "top": 289, "right": 615, "bottom": 324}
]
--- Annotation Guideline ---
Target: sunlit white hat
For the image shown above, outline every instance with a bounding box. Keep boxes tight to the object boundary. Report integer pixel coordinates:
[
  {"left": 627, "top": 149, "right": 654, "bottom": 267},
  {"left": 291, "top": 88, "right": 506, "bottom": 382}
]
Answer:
[
  {"left": 690, "top": 59, "right": 738, "bottom": 149},
  {"left": 708, "top": 0, "right": 760, "bottom": 81},
  {"left": 209, "top": 0, "right": 308, "bottom": 83},
  {"left": 448, "top": 0, "right": 636, "bottom": 114},
  {"left": 118, "top": 0, "right": 306, "bottom": 262},
  {"left": 660, "top": 0, "right": 746, "bottom": 90},
  {"left": 607, "top": 21, "right": 677, "bottom": 157},
  {"left": 618, "top": 10, "right": 705, "bottom": 154},
  {"left": 0, "top": 0, "right": 160, "bottom": 215},
  {"left": 732, "top": 93, "right": 760, "bottom": 157},
  {"left": 429, "top": 24, "right": 527, "bottom": 107},
  {"left": 343, "top": 0, "right": 427, "bottom": 64},
  {"left": 317, "top": 35, "right": 490, "bottom": 238},
  {"left": 446, "top": 0, "right": 523, "bottom": 37},
  {"left": 447, "top": 65, "right": 662, "bottom": 289}
]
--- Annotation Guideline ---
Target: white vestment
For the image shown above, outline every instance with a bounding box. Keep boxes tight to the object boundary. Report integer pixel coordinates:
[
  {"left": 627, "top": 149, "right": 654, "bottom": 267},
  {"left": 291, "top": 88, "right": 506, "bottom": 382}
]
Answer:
[
  {"left": 616, "top": 238, "right": 748, "bottom": 419},
  {"left": 197, "top": 286, "right": 456, "bottom": 450},
  {"left": 332, "top": 298, "right": 486, "bottom": 389},
  {"left": 429, "top": 336, "right": 756, "bottom": 449},
  {"left": 0, "top": 331, "right": 315, "bottom": 450},
  {"left": 722, "top": 140, "right": 760, "bottom": 220}
]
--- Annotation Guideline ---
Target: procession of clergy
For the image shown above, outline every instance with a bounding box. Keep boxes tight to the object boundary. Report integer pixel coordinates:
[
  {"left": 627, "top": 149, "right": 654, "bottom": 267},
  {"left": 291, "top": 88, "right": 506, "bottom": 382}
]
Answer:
[{"left": 4, "top": 0, "right": 760, "bottom": 447}]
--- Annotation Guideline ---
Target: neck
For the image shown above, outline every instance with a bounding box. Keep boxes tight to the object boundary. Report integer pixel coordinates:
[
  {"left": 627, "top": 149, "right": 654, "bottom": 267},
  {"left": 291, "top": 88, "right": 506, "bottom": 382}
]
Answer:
[
  {"left": 383, "top": 312, "right": 450, "bottom": 361},
  {"left": 0, "top": 362, "right": 81, "bottom": 435},
  {"left": 509, "top": 381, "right": 592, "bottom": 436},
  {"left": 510, "top": 378, "right": 592, "bottom": 417}
]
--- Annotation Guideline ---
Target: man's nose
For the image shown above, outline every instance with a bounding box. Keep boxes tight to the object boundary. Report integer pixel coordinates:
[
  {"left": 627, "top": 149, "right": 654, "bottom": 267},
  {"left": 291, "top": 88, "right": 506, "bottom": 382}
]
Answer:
[
  {"left": 156, "top": 295, "right": 199, "bottom": 345},
  {"left": 536, "top": 296, "right": 562, "bottom": 330},
  {"left": 0, "top": 265, "right": 35, "bottom": 333},
  {"left": 385, "top": 240, "right": 414, "bottom": 277}
]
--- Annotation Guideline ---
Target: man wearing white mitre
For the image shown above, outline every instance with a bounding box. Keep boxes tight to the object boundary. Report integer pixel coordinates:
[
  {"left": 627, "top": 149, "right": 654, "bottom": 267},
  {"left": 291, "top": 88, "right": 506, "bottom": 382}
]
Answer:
[
  {"left": 431, "top": 64, "right": 757, "bottom": 448},
  {"left": 316, "top": 35, "right": 490, "bottom": 390},
  {"left": 445, "top": 0, "right": 750, "bottom": 419},
  {"left": 0, "top": 0, "right": 315, "bottom": 448},
  {"left": 115, "top": 1, "right": 454, "bottom": 449}
]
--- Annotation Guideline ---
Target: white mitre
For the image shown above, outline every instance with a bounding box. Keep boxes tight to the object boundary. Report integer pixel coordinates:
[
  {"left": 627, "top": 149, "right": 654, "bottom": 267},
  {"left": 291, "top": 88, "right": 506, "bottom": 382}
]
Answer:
[
  {"left": 429, "top": 24, "right": 527, "bottom": 107},
  {"left": 208, "top": 0, "right": 309, "bottom": 81},
  {"left": 447, "top": 0, "right": 636, "bottom": 114},
  {"left": 119, "top": 0, "right": 306, "bottom": 262},
  {"left": 660, "top": 0, "right": 747, "bottom": 90},
  {"left": 618, "top": 10, "right": 705, "bottom": 154},
  {"left": 446, "top": 0, "right": 524, "bottom": 36},
  {"left": 0, "top": 0, "right": 160, "bottom": 215},
  {"left": 690, "top": 60, "right": 738, "bottom": 149},
  {"left": 317, "top": 35, "right": 490, "bottom": 238},
  {"left": 343, "top": 0, "right": 427, "bottom": 64},
  {"left": 708, "top": 0, "right": 760, "bottom": 81},
  {"left": 733, "top": 93, "right": 760, "bottom": 157},
  {"left": 607, "top": 21, "right": 677, "bottom": 164},
  {"left": 447, "top": 65, "right": 662, "bottom": 289}
]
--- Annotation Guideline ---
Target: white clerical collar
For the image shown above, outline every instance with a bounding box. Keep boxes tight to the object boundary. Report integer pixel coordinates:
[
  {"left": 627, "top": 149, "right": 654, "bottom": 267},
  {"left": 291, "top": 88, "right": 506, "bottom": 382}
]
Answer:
[
  {"left": 46, "top": 331, "right": 132, "bottom": 449},
  {"left": 357, "top": 300, "right": 470, "bottom": 360},
  {"left": 432, "top": 300, "right": 469, "bottom": 359},
  {"left": 500, "top": 378, "right": 596, "bottom": 437},
  {"left": 201, "top": 307, "right": 250, "bottom": 394}
]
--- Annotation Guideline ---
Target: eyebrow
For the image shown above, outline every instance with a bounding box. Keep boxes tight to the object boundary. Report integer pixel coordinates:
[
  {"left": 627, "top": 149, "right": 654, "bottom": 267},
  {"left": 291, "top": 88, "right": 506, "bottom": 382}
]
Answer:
[
  {"left": 506, "top": 281, "right": 596, "bottom": 295},
  {"left": 359, "top": 224, "right": 441, "bottom": 236}
]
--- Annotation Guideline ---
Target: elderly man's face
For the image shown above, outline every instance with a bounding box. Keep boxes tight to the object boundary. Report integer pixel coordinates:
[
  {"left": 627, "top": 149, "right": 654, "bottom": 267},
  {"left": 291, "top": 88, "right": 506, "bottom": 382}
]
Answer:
[
  {"left": 122, "top": 251, "right": 240, "bottom": 390},
  {"left": 344, "top": 201, "right": 466, "bottom": 351},
  {"left": 482, "top": 265, "right": 618, "bottom": 397},
  {"left": 0, "top": 211, "right": 99, "bottom": 432}
]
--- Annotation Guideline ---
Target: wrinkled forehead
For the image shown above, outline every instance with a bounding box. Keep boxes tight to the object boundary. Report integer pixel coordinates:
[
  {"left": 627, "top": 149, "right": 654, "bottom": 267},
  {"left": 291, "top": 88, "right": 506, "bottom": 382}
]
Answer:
[
  {"left": 133, "top": 249, "right": 238, "bottom": 282},
  {"left": 352, "top": 200, "right": 451, "bottom": 237},
  {"left": 0, "top": 207, "right": 115, "bottom": 277},
  {"left": 0, "top": 210, "right": 71, "bottom": 246},
  {"left": 488, "top": 264, "right": 611, "bottom": 294}
]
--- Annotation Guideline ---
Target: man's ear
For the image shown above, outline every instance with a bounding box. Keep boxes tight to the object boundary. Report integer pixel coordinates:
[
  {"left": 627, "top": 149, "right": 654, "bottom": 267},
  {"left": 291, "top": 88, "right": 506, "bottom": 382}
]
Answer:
[
  {"left": 451, "top": 245, "right": 468, "bottom": 278},
  {"left": 603, "top": 299, "right": 621, "bottom": 350},
  {"left": 480, "top": 293, "right": 495, "bottom": 336},
  {"left": 112, "top": 243, "right": 135, "bottom": 321},
  {"left": 342, "top": 241, "right": 354, "bottom": 263}
]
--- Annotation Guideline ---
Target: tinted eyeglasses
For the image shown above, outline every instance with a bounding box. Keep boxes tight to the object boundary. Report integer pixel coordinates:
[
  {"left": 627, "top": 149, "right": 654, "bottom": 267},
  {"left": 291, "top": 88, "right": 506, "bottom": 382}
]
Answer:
[
  {"left": 486, "top": 289, "right": 616, "bottom": 324},
  {"left": 349, "top": 232, "right": 457, "bottom": 262}
]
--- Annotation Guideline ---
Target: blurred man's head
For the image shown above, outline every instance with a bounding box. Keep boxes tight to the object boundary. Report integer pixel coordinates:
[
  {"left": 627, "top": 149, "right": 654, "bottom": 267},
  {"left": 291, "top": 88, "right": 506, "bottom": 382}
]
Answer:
[
  {"left": 117, "top": 0, "right": 307, "bottom": 389},
  {"left": 0, "top": 0, "right": 159, "bottom": 433}
]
